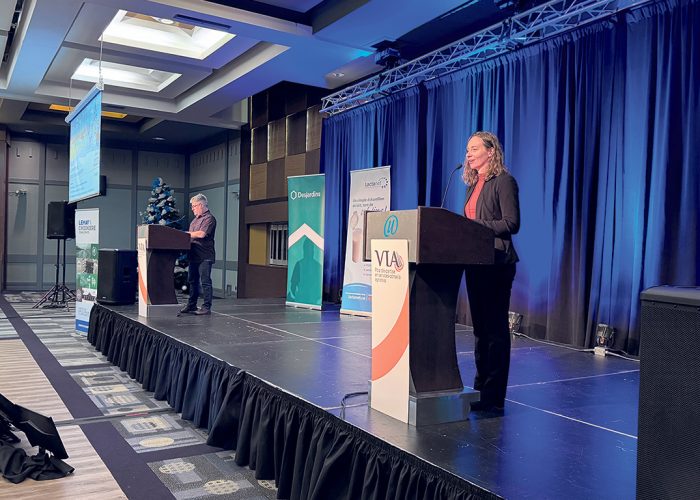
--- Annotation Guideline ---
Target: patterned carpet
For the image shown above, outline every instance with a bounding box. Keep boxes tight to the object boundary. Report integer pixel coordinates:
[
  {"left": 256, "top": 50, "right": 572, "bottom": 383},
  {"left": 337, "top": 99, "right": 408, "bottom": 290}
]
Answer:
[{"left": 2, "top": 292, "right": 279, "bottom": 500}]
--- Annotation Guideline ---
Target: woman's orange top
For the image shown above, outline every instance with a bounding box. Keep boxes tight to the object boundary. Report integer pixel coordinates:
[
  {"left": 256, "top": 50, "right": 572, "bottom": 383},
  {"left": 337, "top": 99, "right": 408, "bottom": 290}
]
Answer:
[{"left": 464, "top": 174, "right": 486, "bottom": 220}]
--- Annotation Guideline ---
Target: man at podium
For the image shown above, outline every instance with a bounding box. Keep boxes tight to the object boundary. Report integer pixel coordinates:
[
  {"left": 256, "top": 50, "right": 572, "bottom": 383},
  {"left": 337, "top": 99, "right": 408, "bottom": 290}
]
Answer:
[
  {"left": 462, "top": 131, "right": 520, "bottom": 414},
  {"left": 181, "top": 194, "right": 217, "bottom": 316}
]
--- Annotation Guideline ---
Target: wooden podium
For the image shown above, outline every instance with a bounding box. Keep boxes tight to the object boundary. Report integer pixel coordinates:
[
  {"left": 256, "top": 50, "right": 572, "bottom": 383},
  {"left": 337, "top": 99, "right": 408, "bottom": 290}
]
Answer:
[
  {"left": 137, "top": 224, "right": 190, "bottom": 317},
  {"left": 364, "top": 207, "right": 494, "bottom": 425}
]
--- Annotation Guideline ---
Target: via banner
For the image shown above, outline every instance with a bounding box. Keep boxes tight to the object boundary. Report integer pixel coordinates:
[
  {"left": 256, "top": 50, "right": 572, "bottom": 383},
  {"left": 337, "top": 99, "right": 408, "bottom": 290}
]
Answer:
[
  {"left": 370, "top": 238, "right": 410, "bottom": 423},
  {"left": 75, "top": 208, "right": 99, "bottom": 333},
  {"left": 340, "top": 166, "right": 391, "bottom": 316},
  {"left": 286, "top": 174, "right": 325, "bottom": 309}
]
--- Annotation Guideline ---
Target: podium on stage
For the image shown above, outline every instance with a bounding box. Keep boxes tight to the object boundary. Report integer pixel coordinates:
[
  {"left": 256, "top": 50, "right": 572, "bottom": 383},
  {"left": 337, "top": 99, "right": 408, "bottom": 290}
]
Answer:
[
  {"left": 364, "top": 207, "right": 494, "bottom": 425},
  {"left": 137, "top": 224, "right": 190, "bottom": 317}
]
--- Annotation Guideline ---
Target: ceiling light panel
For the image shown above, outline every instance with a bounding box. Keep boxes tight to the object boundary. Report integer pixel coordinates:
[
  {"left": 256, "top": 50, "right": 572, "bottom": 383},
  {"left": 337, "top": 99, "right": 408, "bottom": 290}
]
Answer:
[
  {"left": 72, "top": 58, "right": 181, "bottom": 92},
  {"left": 101, "top": 10, "right": 235, "bottom": 60}
]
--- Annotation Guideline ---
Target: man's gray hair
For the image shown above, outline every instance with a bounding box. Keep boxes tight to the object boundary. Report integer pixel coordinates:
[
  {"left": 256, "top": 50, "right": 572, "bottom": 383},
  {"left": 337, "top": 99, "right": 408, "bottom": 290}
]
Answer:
[{"left": 190, "top": 193, "right": 208, "bottom": 206}]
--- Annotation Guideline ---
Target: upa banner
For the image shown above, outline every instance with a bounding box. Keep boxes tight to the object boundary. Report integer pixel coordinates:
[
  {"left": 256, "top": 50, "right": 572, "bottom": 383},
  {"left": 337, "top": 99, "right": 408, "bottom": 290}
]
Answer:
[
  {"left": 286, "top": 174, "right": 325, "bottom": 309},
  {"left": 75, "top": 208, "right": 99, "bottom": 333},
  {"left": 370, "top": 238, "right": 410, "bottom": 423},
  {"left": 340, "top": 166, "right": 391, "bottom": 316}
]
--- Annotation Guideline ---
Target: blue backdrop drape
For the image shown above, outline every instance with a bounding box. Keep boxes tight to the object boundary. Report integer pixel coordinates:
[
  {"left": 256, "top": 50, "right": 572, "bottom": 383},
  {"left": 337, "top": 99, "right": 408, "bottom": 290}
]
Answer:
[{"left": 321, "top": 0, "right": 699, "bottom": 354}]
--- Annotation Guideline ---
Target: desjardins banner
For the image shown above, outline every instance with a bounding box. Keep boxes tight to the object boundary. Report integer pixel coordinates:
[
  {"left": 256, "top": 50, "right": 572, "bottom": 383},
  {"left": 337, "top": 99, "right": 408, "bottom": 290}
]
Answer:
[{"left": 286, "top": 174, "right": 325, "bottom": 309}]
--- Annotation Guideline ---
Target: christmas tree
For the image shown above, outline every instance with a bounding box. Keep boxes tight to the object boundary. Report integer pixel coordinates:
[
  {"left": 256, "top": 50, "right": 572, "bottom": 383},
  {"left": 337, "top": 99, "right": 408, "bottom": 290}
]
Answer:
[
  {"left": 143, "top": 177, "right": 182, "bottom": 228},
  {"left": 142, "top": 177, "right": 189, "bottom": 291}
]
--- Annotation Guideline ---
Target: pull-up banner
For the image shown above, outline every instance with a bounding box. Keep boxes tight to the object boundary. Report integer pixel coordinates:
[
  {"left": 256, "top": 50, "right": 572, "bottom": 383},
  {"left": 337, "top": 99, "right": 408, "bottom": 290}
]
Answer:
[
  {"left": 340, "top": 166, "right": 391, "bottom": 316},
  {"left": 370, "top": 238, "right": 410, "bottom": 423},
  {"left": 75, "top": 208, "right": 99, "bottom": 333},
  {"left": 286, "top": 174, "right": 325, "bottom": 309}
]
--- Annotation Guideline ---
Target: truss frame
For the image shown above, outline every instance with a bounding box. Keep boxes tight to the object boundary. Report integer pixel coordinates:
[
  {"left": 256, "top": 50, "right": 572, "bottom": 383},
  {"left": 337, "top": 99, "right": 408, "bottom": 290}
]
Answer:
[{"left": 321, "top": 0, "right": 652, "bottom": 116}]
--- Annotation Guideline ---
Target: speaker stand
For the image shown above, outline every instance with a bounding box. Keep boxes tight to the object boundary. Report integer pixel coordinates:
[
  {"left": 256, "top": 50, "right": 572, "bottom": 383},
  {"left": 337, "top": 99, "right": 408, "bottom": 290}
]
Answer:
[{"left": 33, "top": 239, "right": 74, "bottom": 310}]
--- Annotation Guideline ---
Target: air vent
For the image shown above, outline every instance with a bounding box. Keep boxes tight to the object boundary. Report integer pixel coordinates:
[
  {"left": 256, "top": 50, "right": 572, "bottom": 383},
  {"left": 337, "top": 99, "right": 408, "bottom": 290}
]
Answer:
[{"left": 172, "top": 14, "right": 232, "bottom": 31}]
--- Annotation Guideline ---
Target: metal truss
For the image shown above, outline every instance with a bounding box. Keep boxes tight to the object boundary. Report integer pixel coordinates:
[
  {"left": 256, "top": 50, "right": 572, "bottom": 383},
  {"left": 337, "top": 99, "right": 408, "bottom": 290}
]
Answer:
[{"left": 321, "top": 0, "right": 653, "bottom": 116}]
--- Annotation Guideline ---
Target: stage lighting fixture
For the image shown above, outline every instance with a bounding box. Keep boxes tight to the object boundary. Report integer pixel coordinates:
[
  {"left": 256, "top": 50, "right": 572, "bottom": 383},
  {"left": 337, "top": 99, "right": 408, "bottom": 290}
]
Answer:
[
  {"left": 594, "top": 323, "right": 615, "bottom": 356},
  {"left": 375, "top": 47, "right": 402, "bottom": 68},
  {"left": 595, "top": 323, "right": 615, "bottom": 347},
  {"left": 508, "top": 311, "right": 523, "bottom": 335}
]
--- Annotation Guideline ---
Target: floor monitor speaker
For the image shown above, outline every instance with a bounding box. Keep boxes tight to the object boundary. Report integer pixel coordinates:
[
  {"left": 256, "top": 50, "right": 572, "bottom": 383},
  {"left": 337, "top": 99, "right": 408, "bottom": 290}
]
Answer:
[
  {"left": 97, "top": 249, "right": 137, "bottom": 305},
  {"left": 638, "top": 286, "right": 700, "bottom": 500}
]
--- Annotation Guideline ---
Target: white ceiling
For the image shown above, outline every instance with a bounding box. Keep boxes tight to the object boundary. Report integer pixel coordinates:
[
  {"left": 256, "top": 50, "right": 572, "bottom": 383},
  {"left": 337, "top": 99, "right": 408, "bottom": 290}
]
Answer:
[{"left": 0, "top": 0, "right": 480, "bottom": 142}]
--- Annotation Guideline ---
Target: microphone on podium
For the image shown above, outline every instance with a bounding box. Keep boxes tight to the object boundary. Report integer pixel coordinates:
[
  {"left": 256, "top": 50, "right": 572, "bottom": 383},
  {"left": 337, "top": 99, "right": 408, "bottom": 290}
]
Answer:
[{"left": 440, "top": 163, "right": 464, "bottom": 208}]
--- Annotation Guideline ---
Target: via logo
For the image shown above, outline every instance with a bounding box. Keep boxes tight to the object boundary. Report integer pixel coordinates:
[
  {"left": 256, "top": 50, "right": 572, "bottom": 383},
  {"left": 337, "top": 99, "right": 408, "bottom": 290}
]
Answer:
[
  {"left": 374, "top": 250, "right": 405, "bottom": 272},
  {"left": 383, "top": 215, "right": 398, "bottom": 237}
]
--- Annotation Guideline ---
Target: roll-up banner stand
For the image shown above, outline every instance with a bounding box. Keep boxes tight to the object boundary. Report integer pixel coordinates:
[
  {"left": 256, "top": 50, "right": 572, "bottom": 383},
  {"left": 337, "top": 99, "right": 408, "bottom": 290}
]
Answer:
[
  {"left": 286, "top": 174, "right": 325, "bottom": 309},
  {"left": 340, "top": 166, "right": 391, "bottom": 316},
  {"left": 75, "top": 208, "right": 99, "bottom": 333}
]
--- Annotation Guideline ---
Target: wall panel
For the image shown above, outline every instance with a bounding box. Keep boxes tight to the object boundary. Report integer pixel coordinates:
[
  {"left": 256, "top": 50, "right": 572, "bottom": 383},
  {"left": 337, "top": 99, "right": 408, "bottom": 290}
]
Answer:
[
  {"left": 7, "top": 183, "right": 40, "bottom": 255},
  {"left": 9, "top": 140, "right": 41, "bottom": 180},
  {"left": 191, "top": 143, "right": 226, "bottom": 188},
  {"left": 137, "top": 151, "right": 185, "bottom": 188}
]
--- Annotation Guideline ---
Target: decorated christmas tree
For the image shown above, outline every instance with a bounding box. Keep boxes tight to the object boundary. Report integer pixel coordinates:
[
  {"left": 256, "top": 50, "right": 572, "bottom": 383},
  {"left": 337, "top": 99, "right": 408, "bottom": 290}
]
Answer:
[
  {"left": 143, "top": 177, "right": 182, "bottom": 228},
  {"left": 142, "top": 177, "right": 189, "bottom": 291}
]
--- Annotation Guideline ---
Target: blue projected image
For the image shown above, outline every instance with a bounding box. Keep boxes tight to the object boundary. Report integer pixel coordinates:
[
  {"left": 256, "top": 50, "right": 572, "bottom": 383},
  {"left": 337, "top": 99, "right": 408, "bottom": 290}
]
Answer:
[{"left": 67, "top": 85, "right": 102, "bottom": 203}]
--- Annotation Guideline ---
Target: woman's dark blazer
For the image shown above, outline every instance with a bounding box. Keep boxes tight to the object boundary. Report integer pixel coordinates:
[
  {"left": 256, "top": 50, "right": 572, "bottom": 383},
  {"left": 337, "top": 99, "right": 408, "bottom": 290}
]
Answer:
[{"left": 465, "top": 172, "right": 520, "bottom": 264}]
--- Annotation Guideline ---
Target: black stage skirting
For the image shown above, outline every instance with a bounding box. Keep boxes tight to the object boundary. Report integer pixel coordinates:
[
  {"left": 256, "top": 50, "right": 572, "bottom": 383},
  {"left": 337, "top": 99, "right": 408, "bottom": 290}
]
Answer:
[{"left": 88, "top": 304, "right": 498, "bottom": 500}]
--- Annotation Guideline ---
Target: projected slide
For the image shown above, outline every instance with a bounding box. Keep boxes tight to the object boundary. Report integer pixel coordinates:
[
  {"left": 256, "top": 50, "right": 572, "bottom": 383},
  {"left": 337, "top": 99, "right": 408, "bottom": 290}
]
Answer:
[{"left": 67, "top": 85, "right": 102, "bottom": 203}]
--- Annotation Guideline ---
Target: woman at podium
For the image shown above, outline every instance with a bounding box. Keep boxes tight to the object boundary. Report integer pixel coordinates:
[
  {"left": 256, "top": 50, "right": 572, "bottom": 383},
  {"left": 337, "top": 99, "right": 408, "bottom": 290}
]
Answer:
[{"left": 462, "top": 131, "right": 520, "bottom": 414}]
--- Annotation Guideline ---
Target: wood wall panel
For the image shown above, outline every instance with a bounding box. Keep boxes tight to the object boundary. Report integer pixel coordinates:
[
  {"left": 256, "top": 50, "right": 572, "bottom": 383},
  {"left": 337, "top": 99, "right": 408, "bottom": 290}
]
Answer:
[
  {"left": 267, "top": 118, "right": 286, "bottom": 161},
  {"left": 266, "top": 158, "right": 286, "bottom": 199},
  {"left": 285, "top": 153, "right": 306, "bottom": 178},
  {"left": 248, "top": 224, "right": 267, "bottom": 265},
  {"left": 249, "top": 163, "right": 267, "bottom": 201},
  {"left": 268, "top": 85, "right": 286, "bottom": 121},
  {"left": 285, "top": 154, "right": 306, "bottom": 194},
  {"left": 239, "top": 83, "right": 328, "bottom": 299},
  {"left": 245, "top": 201, "right": 288, "bottom": 224},
  {"left": 286, "top": 111, "right": 307, "bottom": 156},
  {"left": 306, "top": 105, "right": 322, "bottom": 151},
  {"left": 251, "top": 127, "right": 267, "bottom": 164},
  {"left": 305, "top": 148, "right": 320, "bottom": 174},
  {"left": 244, "top": 264, "right": 286, "bottom": 297},
  {"left": 251, "top": 92, "right": 268, "bottom": 129}
]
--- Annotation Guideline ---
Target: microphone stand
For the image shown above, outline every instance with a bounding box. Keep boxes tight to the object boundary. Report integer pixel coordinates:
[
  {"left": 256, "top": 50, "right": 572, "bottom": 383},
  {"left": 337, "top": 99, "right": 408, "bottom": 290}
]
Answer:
[{"left": 440, "top": 164, "right": 463, "bottom": 208}]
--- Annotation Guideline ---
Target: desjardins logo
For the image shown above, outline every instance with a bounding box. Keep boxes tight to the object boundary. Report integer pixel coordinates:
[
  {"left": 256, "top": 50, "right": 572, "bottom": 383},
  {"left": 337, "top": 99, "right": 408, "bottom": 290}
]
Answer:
[{"left": 290, "top": 190, "right": 321, "bottom": 200}]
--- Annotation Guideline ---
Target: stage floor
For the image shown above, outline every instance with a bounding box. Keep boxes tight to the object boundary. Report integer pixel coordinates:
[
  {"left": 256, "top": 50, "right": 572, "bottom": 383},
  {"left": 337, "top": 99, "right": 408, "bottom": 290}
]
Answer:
[{"left": 106, "top": 298, "right": 639, "bottom": 499}]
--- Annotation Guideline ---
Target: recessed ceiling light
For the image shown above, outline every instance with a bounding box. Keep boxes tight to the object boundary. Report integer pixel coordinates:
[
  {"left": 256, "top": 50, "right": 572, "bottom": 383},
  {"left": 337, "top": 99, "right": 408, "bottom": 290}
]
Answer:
[
  {"left": 100, "top": 10, "right": 235, "bottom": 60},
  {"left": 24, "top": 129, "right": 34, "bottom": 133},
  {"left": 331, "top": 72, "right": 345, "bottom": 78},
  {"left": 153, "top": 137, "right": 166, "bottom": 141},
  {"left": 72, "top": 58, "right": 181, "bottom": 93}
]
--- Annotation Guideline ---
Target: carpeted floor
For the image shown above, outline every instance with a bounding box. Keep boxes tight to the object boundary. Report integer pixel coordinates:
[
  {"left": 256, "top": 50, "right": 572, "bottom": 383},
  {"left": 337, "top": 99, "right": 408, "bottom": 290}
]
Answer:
[{"left": 1, "top": 293, "right": 279, "bottom": 500}]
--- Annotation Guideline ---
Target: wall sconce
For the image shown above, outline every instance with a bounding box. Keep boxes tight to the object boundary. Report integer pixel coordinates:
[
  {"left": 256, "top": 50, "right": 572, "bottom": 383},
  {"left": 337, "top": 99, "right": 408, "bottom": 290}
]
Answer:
[{"left": 508, "top": 311, "right": 523, "bottom": 335}]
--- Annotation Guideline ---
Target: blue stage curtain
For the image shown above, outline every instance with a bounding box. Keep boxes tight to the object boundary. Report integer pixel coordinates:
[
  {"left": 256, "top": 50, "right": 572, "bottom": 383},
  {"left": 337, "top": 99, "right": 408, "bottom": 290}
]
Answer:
[
  {"left": 321, "top": 0, "right": 699, "bottom": 354},
  {"left": 321, "top": 88, "right": 420, "bottom": 302}
]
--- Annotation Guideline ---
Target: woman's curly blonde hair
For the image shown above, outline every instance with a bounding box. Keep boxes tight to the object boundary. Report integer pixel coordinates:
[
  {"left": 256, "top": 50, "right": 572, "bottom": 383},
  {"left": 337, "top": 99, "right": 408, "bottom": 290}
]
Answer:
[{"left": 462, "top": 131, "right": 508, "bottom": 186}]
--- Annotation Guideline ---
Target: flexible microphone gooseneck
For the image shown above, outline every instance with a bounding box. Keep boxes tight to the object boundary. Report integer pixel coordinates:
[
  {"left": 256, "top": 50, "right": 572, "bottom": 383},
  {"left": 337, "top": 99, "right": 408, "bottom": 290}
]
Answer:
[{"left": 440, "top": 163, "right": 464, "bottom": 208}]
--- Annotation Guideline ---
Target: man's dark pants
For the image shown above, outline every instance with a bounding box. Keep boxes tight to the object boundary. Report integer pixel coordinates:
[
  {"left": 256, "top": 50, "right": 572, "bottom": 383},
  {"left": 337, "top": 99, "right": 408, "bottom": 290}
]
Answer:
[{"left": 187, "top": 259, "right": 213, "bottom": 310}]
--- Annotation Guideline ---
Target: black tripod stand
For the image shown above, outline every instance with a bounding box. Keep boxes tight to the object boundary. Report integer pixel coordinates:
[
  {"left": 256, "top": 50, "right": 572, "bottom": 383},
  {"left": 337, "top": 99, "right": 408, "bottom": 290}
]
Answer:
[{"left": 33, "top": 239, "right": 75, "bottom": 309}]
